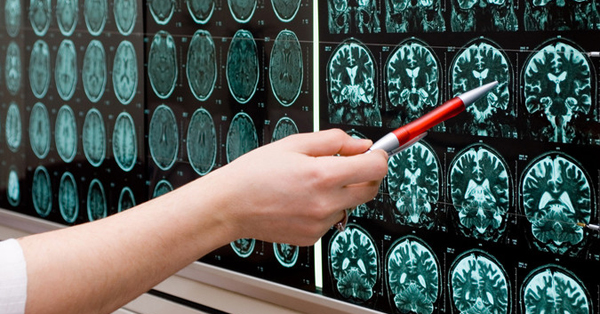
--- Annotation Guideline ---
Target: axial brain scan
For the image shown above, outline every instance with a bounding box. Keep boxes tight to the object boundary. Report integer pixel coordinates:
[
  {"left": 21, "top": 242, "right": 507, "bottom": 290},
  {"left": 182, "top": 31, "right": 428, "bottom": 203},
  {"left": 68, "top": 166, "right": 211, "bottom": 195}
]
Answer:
[
  {"left": 186, "top": 30, "right": 217, "bottom": 102},
  {"left": 384, "top": 0, "right": 446, "bottom": 32},
  {"left": 521, "top": 152, "right": 592, "bottom": 255},
  {"left": 227, "top": 0, "right": 256, "bottom": 22},
  {"left": 5, "top": 0, "right": 21, "bottom": 37},
  {"left": 327, "top": 0, "right": 381, "bottom": 33},
  {"left": 55, "top": 105, "right": 78, "bottom": 163},
  {"left": 226, "top": 30, "right": 259, "bottom": 104},
  {"left": 387, "top": 236, "right": 439, "bottom": 314},
  {"left": 32, "top": 166, "right": 52, "bottom": 218},
  {"left": 7, "top": 169, "right": 20, "bottom": 207},
  {"left": 29, "top": 102, "right": 51, "bottom": 159},
  {"left": 329, "top": 225, "right": 378, "bottom": 301},
  {"left": 149, "top": 0, "right": 174, "bottom": 24},
  {"left": 231, "top": 238, "right": 255, "bottom": 258},
  {"left": 186, "top": 0, "right": 215, "bottom": 23},
  {"left": 271, "top": 0, "right": 301, "bottom": 21},
  {"left": 59, "top": 172, "right": 79, "bottom": 223},
  {"left": 113, "top": 40, "right": 138, "bottom": 105},
  {"left": 87, "top": 179, "right": 107, "bottom": 221},
  {"left": 82, "top": 108, "right": 106, "bottom": 167},
  {"left": 522, "top": 265, "right": 591, "bottom": 313},
  {"left": 186, "top": 108, "right": 217, "bottom": 176},
  {"left": 148, "top": 31, "right": 178, "bottom": 99},
  {"left": 524, "top": 0, "right": 600, "bottom": 31},
  {"left": 523, "top": 40, "right": 593, "bottom": 143},
  {"left": 149, "top": 105, "right": 178, "bottom": 171},
  {"left": 226, "top": 112, "right": 258, "bottom": 163},
  {"left": 449, "top": 144, "right": 510, "bottom": 241},
  {"left": 29, "top": 0, "right": 51, "bottom": 36},
  {"left": 84, "top": 0, "right": 107, "bottom": 35},
  {"left": 271, "top": 117, "right": 299, "bottom": 142},
  {"left": 153, "top": 179, "right": 173, "bottom": 198},
  {"left": 82, "top": 40, "right": 107, "bottom": 103},
  {"left": 5, "top": 41, "right": 22, "bottom": 96},
  {"left": 118, "top": 187, "right": 136, "bottom": 212},
  {"left": 328, "top": 39, "right": 381, "bottom": 127},
  {"left": 55, "top": 40, "right": 78, "bottom": 101},
  {"left": 269, "top": 30, "right": 303, "bottom": 107},
  {"left": 112, "top": 112, "right": 137, "bottom": 172},
  {"left": 6, "top": 102, "right": 22, "bottom": 153},
  {"left": 450, "top": 0, "right": 518, "bottom": 31},
  {"left": 29, "top": 39, "right": 51, "bottom": 99},
  {"left": 114, "top": 0, "right": 137, "bottom": 35},
  {"left": 450, "top": 250, "right": 510, "bottom": 314},
  {"left": 56, "top": 0, "right": 78, "bottom": 36},
  {"left": 274, "top": 243, "right": 299, "bottom": 267},
  {"left": 387, "top": 141, "right": 440, "bottom": 228}
]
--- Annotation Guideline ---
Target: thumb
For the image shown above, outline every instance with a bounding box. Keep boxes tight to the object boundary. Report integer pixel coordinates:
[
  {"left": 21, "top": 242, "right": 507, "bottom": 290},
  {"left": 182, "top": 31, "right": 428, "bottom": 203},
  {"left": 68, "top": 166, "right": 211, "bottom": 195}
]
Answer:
[{"left": 287, "top": 129, "right": 373, "bottom": 157}]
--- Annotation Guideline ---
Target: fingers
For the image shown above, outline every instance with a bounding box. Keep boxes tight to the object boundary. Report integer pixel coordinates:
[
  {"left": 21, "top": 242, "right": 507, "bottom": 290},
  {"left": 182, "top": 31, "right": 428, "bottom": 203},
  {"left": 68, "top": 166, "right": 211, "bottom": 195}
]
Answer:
[
  {"left": 316, "top": 148, "right": 388, "bottom": 187},
  {"left": 286, "top": 129, "right": 373, "bottom": 157}
]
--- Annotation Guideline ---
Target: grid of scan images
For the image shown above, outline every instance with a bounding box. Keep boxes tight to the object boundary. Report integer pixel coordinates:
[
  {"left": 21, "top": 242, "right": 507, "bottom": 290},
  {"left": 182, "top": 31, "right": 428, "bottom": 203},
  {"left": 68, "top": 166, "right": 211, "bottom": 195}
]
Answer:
[{"left": 320, "top": 0, "right": 600, "bottom": 313}]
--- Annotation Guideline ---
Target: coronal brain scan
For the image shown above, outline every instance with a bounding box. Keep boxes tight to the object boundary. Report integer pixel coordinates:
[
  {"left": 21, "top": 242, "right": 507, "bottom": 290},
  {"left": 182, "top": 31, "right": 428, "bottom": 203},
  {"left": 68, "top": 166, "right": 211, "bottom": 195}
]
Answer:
[
  {"left": 59, "top": 172, "right": 79, "bottom": 224},
  {"left": 227, "top": 0, "right": 256, "bottom": 23},
  {"left": 269, "top": 30, "right": 303, "bottom": 107},
  {"left": 29, "top": 102, "right": 51, "bottom": 159},
  {"left": 114, "top": 0, "right": 137, "bottom": 35},
  {"left": 328, "top": 39, "right": 381, "bottom": 126},
  {"left": 29, "top": 39, "right": 51, "bottom": 99},
  {"left": 56, "top": 0, "right": 78, "bottom": 36},
  {"left": 5, "top": 41, "right": 22, "bottom": 96},
  {"left": 271, "top": 117, "right": 299, "bottom": 142},
  {"left": 449, "top": 144, "right": 510, "bottom": 241},
  {"left": 32, "top": 166, "right": 52, "bottom": 218},
  {"left": 112, "top": 40, "right": 138, "bottom": 105},
  {"left": 112, "top": 112, "right": 137, "bottom": 172},
  {"left": 329, "top": 225, "right": 378, "bottom": 301},
  {"left": 149, "top": 0, "right": 175, "bottom": 24},
  {"left": 521, "top": 152, "right": 592, "bottom": 255},
  {"left": 449, "top": 250, "right": 509, "bottom": 314},
  {"left": 149, "top": 104, "right": 178, "bottom": 171},
  {"left": 82, "top": 40, "right": 107, "bottom": 103},
  {"left": 186, "top": 30, "right": 217, "bottom": 102},
  {"left": 524, "top": 0, "right": 600, "bottom": 31},
  {"left": 522, "top": 265, "right": 591, "bottom": 313},
  {"left": 118, "top": 187, "right": 135, "bottom": 212},
  {"left": 5, "top": 0, "right": 21, "bottom": 37},
  {"left": 384, "top": 0, "right": 446, "bottom": 32},
  {"left": 87, "top": 179, "right": 107, "bottom": 221},
  {"left": 186, "top": 108, "right": 217, "bottom": 176},
  {"left": 450, "top": 0, "right": 518, "bottom": 31},
  {"left": 152, "top": 179, "right": 173, "bottom": 198},
  {"left": 523, "top": 40, "right": 593, "bottom": 143},
  {"left": 231, "top": 238, "right": 255, "bottom": 258},
  {"left": 327, "top": 0, "right": 381, "bottom": 33},
  {"left": 82, "top": 108, "right": 106, "bottom": 167},
  {"left": 29, "top": 0, "right": 51, "bottom": 36},
  {"left": 387, "top": 236, "right": 439, "bottom": 314},
  {"left": 387, "top": 141, "right": 439, "bottom": 228},
  {"left": 451, "top": 39, "right": 512, "bottom": 137},
  {"left": 83, "top": 0, "right": 107, "bottom": 35},
  {"left": 226, "top": 30, "right": 259, "bottom": 104},
  {"left": 186, "top": 0, "right": 215, "bottom": 23},
  {"left": 7, "top": 169, "right": 20, "bottom": 207},
  {"left": 5, "top": 102, "right": 22, "bottom": 153},
  {"left": 55, "top": 40, "right": 78, "bottom": 101},
  {"left": 226, "top": 112, "right": 258, "bottom": 163},
  {"left": 55, "top": 105, "right": 78, "bottom": 163},
  {"left": 148, "top": 31, "right": 178, "bottom": 99},
  {"left": 271, "top": 0, "right": 301, "bottom": 21},
  {"left": 274, "top": 243, "right": 299, "bottom": 267},
  {"left": 386, "top": 39, "right": 439, "bottom": 128}
]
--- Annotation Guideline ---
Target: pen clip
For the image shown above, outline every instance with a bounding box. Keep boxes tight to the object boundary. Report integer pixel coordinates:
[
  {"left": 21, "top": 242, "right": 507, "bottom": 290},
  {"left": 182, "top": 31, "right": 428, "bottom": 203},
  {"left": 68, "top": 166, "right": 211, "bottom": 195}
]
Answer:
[{"left": 388, "top": 132, "right": 427, "bottom": 157}]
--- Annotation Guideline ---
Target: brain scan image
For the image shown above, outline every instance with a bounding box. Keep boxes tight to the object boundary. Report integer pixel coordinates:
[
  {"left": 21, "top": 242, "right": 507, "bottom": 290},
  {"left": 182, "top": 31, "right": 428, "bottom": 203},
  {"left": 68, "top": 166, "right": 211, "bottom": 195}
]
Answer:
[
  {"left": 522, "top": 265, "right": 591, "bottom": 313},
  {"left": 328, "top": 39, "right": 381, "bottom": 127},
  {"left": 29, "top": 0, "right": 51, "bottom": 36},
  {"left": 59, "top": 172, "right": 79, "bottom": 223},
  {"left": 152, "top": 179, "right": 173, "bottom": 198},
  {"left": 114, "top": 0, "right": 137, "bottom": 35},
  {"left": 274, "top": 243, "right": 299, "bottom": 267},
  {"left": 524, "top": 0, "right": 600, "bottom": 31},
  {"left": 327, "top": 0, "right": 381, "bottom": 33},
  {"left": 29, "top": 39, "right": 51, "bottom": 99},
  {"left": 231, "top": 238, "right": 255, "bottom": 258},
  {"left": 450, "top": 0, "right": 518, "bottom": 31},
  {"left": 269, "top": 30, "right": 303, "bottom": 107},
  {"left": 186, "top": 0, "right": 215, "bottom": 23},
  {"left": 186, "top": 108, "right": 217, "bottom": 176},
  {"left": 113, "top": 40, "right": 138, "bottom": 105},
  {"left": 329, "top": 225, "right": 378, "bottom": 302},
  {"left": 451, "top": 39, "right": 513, "bottom": 137},
  {"left": 6, "top": 102, "right": 22, "bottom": 153},
  {"left": 186, "top": 30, "right": 217, "bottom": 102},
  {"left": 55, "top": 105, "right": 78, "bottom": 163},
  {"left": 386, "top": 39, "right": 440, "bottom": 128},
  {"left": 112, "top": 112, "right": 137, "bottom": 172},
  {"left": 82, "top": 40, "right": 107, "bottom": 103},
  {"left": 386, "top": 236, "right": 439, "bottom": 314},
  {"left": 56, "top": 0, "right": 78, "bottom": 36},
  {"left": 521, "top": 152, "right": 592, "bottom": 255},
  {"left": 84, "top": 0, "right": 107, "bottom": 35},
  {"left": 271, "top": 0, "right": 301, "bottom": 21},
  {"left": 32, "top": 166, "right": 52, "bottom": 218},
  {"left": 5, "top": 0, "right": 21, "bottom": 37},
  {"left": 55, "top": 40, "right": 78, "bottom": 101},
  {"left": 227, "top": 0, "right": 256, "bottom": 22},
  {"left": 449, "top": 144, "right": 511, "bottom": 241},
  {"left": 226, "top": 30, "right": 259, "bottom": 104},
  {"left": 7, "top": 169, "right": 20, "bottom": 207},
  {"left": 523, "top": 40, "right": 593, "bottom": 143},
  {"left": 29, "top": 102, "right": 51, "bottom": 159},
  {"left": 387, "top": 141, "right": 440, "bottom": 229},
  {"left": 82, "top": 108, "right": 106, "bottom": 167},
  {"left": 87, "top": 179, "right": 107, "bottom": 221},
  {"left": 226, "top": 112, "right": 258, "bottom": 163},
  {"left": 384, "top": 0, "right": 446, "bottom": 32},
  {"left": 118, "top": 186, "right": 135, "bottom": 212},
  {"left": 149, "top": 0, "right": 175, "bottom": 24},
  {"left": 148, "top": 31, "right": 178, "bottom": 99},
  {"left": 149, "top": 105, "right": 179, "bottom": 171},
  {"left": 449, "top": 249, "right": 510, "bottom": 314},
  {"left": 5, "top": 41, "right": 22, "bottom": 96},
  {"left": 271, "top": 117, "right": 299, "bottom": 142}
]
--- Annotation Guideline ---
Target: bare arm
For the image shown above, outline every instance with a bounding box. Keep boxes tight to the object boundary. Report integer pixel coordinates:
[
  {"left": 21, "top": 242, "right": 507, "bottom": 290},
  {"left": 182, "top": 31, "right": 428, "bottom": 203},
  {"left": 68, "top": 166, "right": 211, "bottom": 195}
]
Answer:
[{"left": 18, "top": 129, "right": 388, "bottom": 314}]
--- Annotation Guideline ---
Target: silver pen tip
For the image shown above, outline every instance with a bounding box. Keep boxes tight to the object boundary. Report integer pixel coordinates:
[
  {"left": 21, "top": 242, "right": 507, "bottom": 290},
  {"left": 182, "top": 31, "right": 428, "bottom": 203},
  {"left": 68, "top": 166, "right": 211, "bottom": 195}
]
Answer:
[{"left": 458, "top": 81, "right": 499, "bottom": 106}]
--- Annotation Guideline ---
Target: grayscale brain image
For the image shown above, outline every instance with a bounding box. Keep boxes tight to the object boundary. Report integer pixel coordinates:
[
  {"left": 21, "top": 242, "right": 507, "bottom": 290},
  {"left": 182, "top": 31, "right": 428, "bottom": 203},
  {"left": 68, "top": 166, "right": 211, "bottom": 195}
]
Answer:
[
  {"left": 118, "top": 187, "right": 136, "bottom": 212},
  {"left": 55, "top": 40, "right": 78, "bottom": 101},
  {"left": 149, "top": 105, "right": 178, "bottom": 171},
  {"left": 271, "top": 117, "right": 299, "bottom": 142},
  {"left": 148, "top": 31, "right": 178, "bottom": 99},
  {"left": 152, "top": 179, "right": 173, "bottom": 198},
  {"left": 5, "top": 41, "right": 22, "bottom": 96},
  {"left": 271, "top": 0, "right": 301, "bottom": 22},
  {"left": 83, "top": 0, "right": 107, "bottom": 35},
  {"left": 451, "top": 39, "right": 513, "bottom": 137},
  {"left": 227, "top": 0, "right": 256, "bottom": 23},
  {"left": 450, "top": 0, "right": 518, "bottom": 32},
  {"left": 186, "top": 30, "right": 217, "bottom": 102},
  {"left": 186, "top": 108, "right": 217, "bottom": 176},
  {"left": 387, "top": 141, "right": 439, "bottom": 229},
  {"left": 226, "top": 30, "right": 259, "bottom": 104},
  {"left": 386, "top": 38, "right": 439, "bottom": 128},
  {"left": 274, "top": 243, "right": 299, "bottom": 267},
  {"left": 7, "top": 169, "right": 20, "bottom": 207},
  {"left": 269, "top": 30, "right": 303, "bottom": 107},
  {"left": 55, "top": 105, "right": 78, "bottom": 163},
  {"left": 113, "top": 0, "right": 137, "bottom": 35},
  {"left": 231, "top": 238, "right": 255, "bottom": 258},
  {"left": 186, "top": 0, "right": 215, "bottom": 23},
  {"left": 5, "top": 102, "right": 22, "bottom": 153},
  {"left": 149, "top": 0, "right": 174, "bottom": 24},
  {"left": 29, "top": 102, "right": 51, "bottom": 159},
  {"left": 59, "top": 172, "right": 79, "bottom": 224},
  {"left": 328, "top": 39, "right": 381, "bottom": 127},
  {"left": 226, "top": 112, "right": 258, "bottom": 163},
  {"left": 56, "top": 0, "right": 78, "bottom": 36},
  {"left": 82, "top": 40, "right": 107, "bottom": 103},
  {"left": 87, "top": 179, "right": 107, "bottom": 221},
  {"left": 112, "top": 112, "right": 137, "bottom": 172},
  {"left": 29, "top": 0, "right": 51, "bottom": 36},
  {"left": 82, "top": 108, "right": 106, "bottom": 167},
  {"left": 327, "top": 0, "right": 381, "bottom": 33},
  {"left": 112, "top": 40, "right": 138, "bottom": 105},
  {"left": 449, "top": 250, "right": 509, "bottom": 314},
  {"left": 29, "top": 39, "right": 51, "bottom": 99},
  {"left": 523, "top": 39, "right": 593, "bottom": 143},
  {"left": 521, "top": 152, "right": 592, "bottom": 255},
  {"left": 32, "top": 166, "right": 52, "bottom": 218},
  {"left": 329, "top": 225, "right": 378, "bottom": 302},
  {"left": 449, "top": 144, "right": 510, "bottom": 241},
  {"left": 384, "top": 0, "right": 446, "bottom": 32},
  {"left": 524, "top": 0, "right": 600, "bottom": 31},
  {"left": 5, "top": 0, "right": 22, "bottom": 37},
  {"left": 522, "top": 265, "right": 591, "bottom": 313},
  {"left": 386, "top": 236, "right": 439, "bottom": 314}
]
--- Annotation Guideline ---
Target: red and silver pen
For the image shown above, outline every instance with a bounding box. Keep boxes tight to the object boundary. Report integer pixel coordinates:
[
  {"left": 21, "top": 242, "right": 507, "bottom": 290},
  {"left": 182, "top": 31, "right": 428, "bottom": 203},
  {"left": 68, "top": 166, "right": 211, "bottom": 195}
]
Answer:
[{"left": 369, "top": 81, "right": 499, "bottom": 156}]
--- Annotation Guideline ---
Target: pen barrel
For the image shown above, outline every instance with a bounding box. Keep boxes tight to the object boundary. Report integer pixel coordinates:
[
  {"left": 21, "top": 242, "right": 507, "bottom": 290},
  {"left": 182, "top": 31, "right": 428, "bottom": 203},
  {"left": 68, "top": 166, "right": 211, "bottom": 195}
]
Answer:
[{"left": 399, "top": 97, "right": 465, "bottom": 140}]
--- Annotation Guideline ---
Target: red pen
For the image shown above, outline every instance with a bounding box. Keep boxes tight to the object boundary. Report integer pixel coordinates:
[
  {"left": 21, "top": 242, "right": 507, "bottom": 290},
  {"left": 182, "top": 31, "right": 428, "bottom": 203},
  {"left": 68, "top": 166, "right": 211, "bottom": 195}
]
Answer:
[{"left": 369, "top": 81, "right": 498, "bottom": 156}]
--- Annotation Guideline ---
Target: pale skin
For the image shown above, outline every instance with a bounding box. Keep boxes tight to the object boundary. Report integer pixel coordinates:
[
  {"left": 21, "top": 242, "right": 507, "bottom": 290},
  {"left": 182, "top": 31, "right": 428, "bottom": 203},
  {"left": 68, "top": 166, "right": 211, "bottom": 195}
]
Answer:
[{"left": 17, "top": 129, "right": 389, "bottom": 314}]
